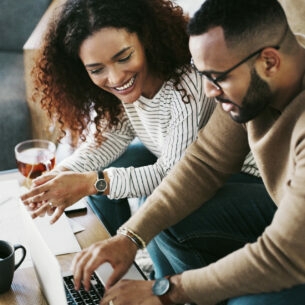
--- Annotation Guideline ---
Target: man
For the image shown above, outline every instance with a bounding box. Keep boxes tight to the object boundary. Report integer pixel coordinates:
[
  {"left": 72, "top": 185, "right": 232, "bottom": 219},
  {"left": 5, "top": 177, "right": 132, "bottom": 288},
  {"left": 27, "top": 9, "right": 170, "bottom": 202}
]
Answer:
[{"left": 72, "top": 1, "right": 305, "bottom": 304}]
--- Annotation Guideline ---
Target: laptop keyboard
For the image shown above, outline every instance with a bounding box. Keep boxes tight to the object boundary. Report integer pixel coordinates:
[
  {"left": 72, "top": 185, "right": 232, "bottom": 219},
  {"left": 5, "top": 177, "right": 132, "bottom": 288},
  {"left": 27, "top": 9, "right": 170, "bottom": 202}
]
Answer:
[{"left": 64, "top": 273, "right": 105, "bottom": 305}]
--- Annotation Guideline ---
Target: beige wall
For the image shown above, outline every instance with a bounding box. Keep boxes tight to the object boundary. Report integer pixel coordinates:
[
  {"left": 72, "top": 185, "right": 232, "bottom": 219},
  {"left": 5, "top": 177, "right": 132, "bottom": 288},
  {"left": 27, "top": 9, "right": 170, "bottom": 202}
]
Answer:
[
  {"left": 173, "top": 0, "right": 203, "bottom": 16},
  {"left": 278, "top": 0, "right": 305, "bottom": 48}
]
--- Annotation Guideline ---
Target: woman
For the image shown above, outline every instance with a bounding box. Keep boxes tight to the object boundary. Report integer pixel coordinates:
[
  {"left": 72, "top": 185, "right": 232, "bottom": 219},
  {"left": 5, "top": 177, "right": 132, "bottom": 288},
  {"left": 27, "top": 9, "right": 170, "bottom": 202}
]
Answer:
[{"left": 21, "top": 0, "right": 259, "bottom": 277}]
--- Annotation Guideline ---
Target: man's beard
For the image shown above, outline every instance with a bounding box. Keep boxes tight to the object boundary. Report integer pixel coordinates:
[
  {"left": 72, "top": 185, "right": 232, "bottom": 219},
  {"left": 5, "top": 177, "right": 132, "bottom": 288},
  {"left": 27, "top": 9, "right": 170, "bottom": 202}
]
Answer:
[{"left": 219, "top": 68, "right": 273, "bottom": 123}]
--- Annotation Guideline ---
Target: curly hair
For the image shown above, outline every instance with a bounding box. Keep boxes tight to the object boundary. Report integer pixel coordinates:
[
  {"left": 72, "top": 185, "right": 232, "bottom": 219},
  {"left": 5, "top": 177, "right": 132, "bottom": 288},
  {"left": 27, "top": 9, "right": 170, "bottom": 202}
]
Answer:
[{"left": 33, "top": 0, "right": 191, "bottom": 145}]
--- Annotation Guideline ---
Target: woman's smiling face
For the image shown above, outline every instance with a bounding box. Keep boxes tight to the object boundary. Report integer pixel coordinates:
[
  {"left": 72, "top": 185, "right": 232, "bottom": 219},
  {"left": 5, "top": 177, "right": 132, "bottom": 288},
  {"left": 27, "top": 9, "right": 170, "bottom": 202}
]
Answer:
[{"left": 79, "top": 27, "right": 158, "bottom": 104}]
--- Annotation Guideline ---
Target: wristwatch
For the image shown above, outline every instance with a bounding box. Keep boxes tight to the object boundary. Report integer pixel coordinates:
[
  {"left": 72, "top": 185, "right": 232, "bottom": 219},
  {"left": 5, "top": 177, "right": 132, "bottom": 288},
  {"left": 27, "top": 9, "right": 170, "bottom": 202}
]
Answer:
[
  {"left": 152, "top": 276, "right": 173, "bottom": 305},
  {"left": 94, "top": 170, "right": 108, "bottom": 194}
]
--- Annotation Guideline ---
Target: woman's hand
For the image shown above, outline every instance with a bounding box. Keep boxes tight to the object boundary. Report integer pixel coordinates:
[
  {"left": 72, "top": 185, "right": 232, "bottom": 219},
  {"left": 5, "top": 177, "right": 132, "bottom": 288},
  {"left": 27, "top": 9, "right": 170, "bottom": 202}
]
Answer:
[
  {"left": 20, "top": 170, "right": 97, "bottom": 223},
  {"left": 71, "top": 234, "right": 138, "bottom": 290}
]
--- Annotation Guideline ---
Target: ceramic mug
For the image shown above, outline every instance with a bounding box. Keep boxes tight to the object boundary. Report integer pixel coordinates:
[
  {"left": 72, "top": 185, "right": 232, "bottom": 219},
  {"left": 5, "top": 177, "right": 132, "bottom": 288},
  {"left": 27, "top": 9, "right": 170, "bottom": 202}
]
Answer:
[{"left": 0, "top": 240, "right": 26, "bottom": 293}]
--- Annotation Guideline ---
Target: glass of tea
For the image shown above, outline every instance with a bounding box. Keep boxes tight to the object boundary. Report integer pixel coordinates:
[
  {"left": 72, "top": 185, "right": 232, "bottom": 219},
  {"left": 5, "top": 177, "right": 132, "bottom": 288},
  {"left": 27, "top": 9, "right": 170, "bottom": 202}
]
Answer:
[{"left": 14, "top": 139, "right": 56, "bottom": 187}]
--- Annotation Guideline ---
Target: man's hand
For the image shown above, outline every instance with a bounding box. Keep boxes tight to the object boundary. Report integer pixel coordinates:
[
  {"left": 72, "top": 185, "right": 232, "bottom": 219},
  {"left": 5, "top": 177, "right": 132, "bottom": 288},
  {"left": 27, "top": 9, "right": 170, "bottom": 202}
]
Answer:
[
  {"left": 100, "top": 274, "right": 191, "bottom": 305},
  {"left": 101, "top": 279, "right": 159, "bottom": 305},
  {"left": 71, "top": 234, "right": 138, "bottom": 291}
]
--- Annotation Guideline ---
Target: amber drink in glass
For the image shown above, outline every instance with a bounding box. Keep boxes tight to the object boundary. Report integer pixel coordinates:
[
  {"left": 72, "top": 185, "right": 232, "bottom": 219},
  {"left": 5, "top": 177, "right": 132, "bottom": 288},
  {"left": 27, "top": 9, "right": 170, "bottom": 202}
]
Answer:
[{"left": 15, "top": 139, "right": 56, "bottom": 186}]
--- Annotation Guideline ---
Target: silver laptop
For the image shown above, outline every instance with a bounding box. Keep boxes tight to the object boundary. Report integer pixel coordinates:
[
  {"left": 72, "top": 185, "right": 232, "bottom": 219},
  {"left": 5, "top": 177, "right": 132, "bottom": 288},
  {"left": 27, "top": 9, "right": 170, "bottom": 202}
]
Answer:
[{"left": 19, "top": 202, "right": 146, "bottom": 305}]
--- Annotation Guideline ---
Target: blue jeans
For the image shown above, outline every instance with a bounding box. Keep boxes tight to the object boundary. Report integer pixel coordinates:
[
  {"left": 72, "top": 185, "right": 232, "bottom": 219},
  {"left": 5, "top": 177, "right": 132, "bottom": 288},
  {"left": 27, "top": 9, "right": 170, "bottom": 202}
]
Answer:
[
  {"left": 87, "top": 138, "right": 157, "bottom": 236},
  {"left": 149, "top": 174, "right": 275, "bottom": 277},
  {"left": 148, "top": 174, "right": 305, "bottom": 304}
]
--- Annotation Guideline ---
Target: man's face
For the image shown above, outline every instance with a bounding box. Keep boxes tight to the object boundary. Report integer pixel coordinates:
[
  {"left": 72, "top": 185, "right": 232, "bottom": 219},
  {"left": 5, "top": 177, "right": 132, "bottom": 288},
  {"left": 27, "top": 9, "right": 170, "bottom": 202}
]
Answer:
[
  {"left": 232, "top": 68, "right": 272, "bottom": 123},
  {"left": 189, "top": 26, "right": 272, "bottom": 123}
]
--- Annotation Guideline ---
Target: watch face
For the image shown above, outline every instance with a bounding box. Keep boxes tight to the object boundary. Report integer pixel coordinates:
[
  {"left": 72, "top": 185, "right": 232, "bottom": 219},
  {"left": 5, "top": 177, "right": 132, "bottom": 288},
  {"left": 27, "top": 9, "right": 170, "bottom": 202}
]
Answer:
[
  {"left": 95, "top": 179, "right": 107, "bottom": 192},
  {"left": 152, "top": 277, "right": 170, "bottom": 296}
]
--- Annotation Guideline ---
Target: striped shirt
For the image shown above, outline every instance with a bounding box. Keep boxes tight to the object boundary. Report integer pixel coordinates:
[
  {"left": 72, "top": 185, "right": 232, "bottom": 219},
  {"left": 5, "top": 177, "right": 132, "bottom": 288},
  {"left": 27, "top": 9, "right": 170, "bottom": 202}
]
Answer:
[{"left": 59, "top": 68, "right": 259, "bottom": 199}]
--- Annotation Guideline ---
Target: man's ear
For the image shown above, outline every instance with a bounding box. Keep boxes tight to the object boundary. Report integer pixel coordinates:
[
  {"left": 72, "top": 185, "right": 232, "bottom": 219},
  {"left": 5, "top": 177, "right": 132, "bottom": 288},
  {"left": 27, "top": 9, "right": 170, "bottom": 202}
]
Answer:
[{"left": 259, "top": 48, "right": 281, "bottom": 76}]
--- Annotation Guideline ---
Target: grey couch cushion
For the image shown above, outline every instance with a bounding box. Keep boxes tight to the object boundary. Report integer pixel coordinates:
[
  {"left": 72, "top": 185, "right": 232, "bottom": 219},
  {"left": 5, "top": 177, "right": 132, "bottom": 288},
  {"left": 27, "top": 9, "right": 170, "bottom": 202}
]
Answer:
[
  {"left": 0, "top": 0, "right": 51, "bottom": 51},
  {"left": 0, "top": 52, "right": 26, "bottom": 102},
  {"left": 0, "top": 52, "right": 32, "bottom": 170}
]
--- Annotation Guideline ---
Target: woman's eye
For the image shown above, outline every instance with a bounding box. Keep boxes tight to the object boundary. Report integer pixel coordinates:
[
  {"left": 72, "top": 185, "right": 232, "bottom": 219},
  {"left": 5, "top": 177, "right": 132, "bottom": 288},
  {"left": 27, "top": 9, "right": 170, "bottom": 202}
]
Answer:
[
  {"left": 118, "top": 51, "right": 134, "bottom": 63},
  {"left": 89, "top": 67, "right": 104, "bottom": 75}
]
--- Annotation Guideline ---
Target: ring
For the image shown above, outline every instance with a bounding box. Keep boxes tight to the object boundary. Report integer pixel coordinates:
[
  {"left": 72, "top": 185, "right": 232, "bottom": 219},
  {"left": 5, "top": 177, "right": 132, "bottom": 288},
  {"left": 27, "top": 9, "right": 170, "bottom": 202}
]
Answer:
[
  {"left": 48, "top": 202, "right": 53, "bottom": 207},
  {"left": 109, "top": 300, "right": 114, "bottom": 305}
]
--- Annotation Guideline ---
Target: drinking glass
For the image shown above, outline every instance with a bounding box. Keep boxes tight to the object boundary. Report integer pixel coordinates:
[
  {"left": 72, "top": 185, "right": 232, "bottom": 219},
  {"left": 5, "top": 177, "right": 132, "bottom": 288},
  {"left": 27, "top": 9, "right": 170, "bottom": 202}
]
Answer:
[{"left": 14, "top": 139, "right": 56, "bottom": 187}]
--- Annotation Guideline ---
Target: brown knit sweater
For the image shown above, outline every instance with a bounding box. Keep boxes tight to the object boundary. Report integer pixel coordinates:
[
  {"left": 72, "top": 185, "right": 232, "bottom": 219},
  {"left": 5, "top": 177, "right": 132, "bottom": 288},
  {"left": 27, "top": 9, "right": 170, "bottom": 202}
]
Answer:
[
  {"left": 124, "top": 2, "right": 305, "bottom": 304},
  {"left": 124, "top": 80, "right": 305, "bottom": 304}
]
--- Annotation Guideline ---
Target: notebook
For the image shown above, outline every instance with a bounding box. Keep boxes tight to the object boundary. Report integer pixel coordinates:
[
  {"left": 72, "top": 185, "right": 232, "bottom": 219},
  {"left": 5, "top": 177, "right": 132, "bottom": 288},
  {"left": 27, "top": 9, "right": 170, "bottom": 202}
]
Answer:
[{"left": 19, "top": 202, "right": 146, "bottom": 305}]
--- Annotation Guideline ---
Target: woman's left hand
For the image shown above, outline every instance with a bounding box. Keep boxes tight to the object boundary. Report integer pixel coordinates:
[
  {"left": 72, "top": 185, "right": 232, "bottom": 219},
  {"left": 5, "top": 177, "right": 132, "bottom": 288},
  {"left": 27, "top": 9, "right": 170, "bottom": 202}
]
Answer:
[{"left": 20, "top": 170, "right": 97, "bottom": 223}]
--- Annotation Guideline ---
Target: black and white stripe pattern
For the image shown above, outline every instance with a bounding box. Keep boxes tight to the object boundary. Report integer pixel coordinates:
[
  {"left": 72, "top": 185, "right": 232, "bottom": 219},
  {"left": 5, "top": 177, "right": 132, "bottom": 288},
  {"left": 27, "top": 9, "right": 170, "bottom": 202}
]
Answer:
[{"left": 59, "top": 68, "right": 259, "bottom": 199}]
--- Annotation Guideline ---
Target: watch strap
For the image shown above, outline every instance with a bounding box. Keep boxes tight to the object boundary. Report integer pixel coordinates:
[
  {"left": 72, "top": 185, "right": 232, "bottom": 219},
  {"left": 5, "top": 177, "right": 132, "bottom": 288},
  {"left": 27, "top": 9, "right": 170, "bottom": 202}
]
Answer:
[
  {"left": 97, "top": 170, "right": 104, "bottom": 180},
  {"left": 156, "top": 276, "right": 174, "bottom": 305},
  {"left": 159, "top": 292, "right": 174, "bottom": 305}
]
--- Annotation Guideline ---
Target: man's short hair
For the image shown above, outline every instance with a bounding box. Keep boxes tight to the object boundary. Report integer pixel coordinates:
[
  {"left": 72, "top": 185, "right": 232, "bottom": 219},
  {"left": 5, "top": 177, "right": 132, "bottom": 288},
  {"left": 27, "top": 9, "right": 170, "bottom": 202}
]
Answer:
[{"left": 188, "top": 0, "right": 288, "bottom": 51}]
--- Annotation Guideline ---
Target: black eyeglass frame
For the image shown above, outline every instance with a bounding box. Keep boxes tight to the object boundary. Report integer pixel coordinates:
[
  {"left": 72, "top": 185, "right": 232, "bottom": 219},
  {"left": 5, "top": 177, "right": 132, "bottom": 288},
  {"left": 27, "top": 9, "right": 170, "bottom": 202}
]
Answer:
[
  {"left": 191, "top": 45, "right": 280, "bottom": 90},
  {"left": 191, "top": 25, "right": 289, "bottom": 90}
]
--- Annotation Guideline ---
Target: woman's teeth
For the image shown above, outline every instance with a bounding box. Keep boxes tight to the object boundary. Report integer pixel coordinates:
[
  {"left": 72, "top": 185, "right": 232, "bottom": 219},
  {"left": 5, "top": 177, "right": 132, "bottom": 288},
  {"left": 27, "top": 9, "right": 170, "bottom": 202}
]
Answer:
[{"left": 115, "top": 76, "right": 135, "bottom": 91}]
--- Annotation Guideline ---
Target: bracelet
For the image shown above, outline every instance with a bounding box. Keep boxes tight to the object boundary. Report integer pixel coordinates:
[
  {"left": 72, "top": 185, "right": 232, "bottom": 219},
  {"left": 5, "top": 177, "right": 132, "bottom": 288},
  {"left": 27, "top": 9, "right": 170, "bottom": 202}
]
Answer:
[{"left": 117, "top": 227, "right": 146, "bottom": 249}]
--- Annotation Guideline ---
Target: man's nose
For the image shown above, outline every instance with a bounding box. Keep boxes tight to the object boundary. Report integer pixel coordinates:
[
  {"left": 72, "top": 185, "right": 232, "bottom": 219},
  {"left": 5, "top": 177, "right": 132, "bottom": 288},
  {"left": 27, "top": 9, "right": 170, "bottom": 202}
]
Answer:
[{"left": 203, "top": 79, "right": 222, "bottom": 98}]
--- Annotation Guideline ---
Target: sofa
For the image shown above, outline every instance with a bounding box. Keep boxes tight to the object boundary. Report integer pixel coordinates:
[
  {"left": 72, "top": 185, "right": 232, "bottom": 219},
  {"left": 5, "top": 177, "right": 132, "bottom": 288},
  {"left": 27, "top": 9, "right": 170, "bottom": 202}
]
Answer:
[{"left": 0, "top": 0, "right": 52, "bottom": 170}]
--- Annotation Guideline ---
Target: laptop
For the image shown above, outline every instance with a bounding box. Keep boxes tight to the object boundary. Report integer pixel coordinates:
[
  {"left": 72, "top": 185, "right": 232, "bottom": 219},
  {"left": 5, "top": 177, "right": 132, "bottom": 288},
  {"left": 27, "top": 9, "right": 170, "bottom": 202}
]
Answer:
[{"left": 19, "top": 202, "right": 146, "bottom": 305}]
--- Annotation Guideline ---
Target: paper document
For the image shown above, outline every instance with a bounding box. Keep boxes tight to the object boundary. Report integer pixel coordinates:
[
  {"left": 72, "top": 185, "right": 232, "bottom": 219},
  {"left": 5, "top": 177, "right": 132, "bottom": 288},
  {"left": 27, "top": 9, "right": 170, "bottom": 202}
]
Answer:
[
  {"left": 0, "top": 180, "right": 24, "bottom": 244},
  {"left": 0, "top": 180, "right": 32, "bottom": 267},
  {"left": 33, "top": 213, "right": 81, "bottom": 255}
]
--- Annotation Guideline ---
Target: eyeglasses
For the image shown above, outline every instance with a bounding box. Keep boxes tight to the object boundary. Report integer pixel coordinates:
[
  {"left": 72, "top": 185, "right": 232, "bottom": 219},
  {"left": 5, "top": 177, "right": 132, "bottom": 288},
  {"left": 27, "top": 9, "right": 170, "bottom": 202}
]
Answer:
[
  {"left": 191, "top": 47, "right": 279, "bottom": 90},
  {"left": 191, "top": 26, "right": 288, "bottom": 91}
]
